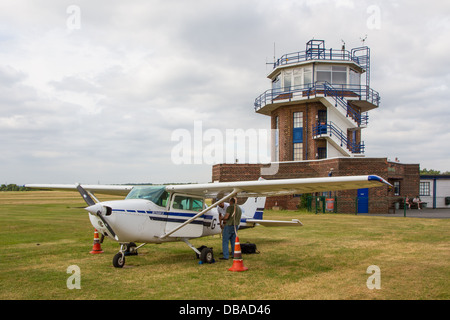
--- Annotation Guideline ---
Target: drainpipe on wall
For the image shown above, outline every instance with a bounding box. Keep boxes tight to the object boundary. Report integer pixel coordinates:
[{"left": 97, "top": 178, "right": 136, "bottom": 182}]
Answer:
[
  {"left": 305, "top": 104, "right": 308, "bottom": 160},
  {"left": 433, "top": 178, "right": 437, "bottom": 209}
]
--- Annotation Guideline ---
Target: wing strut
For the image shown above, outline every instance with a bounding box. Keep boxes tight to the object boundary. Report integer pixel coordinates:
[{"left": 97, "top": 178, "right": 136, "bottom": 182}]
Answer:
[{"left": 160, "top": 188, "right": 240, "bottom": 239}]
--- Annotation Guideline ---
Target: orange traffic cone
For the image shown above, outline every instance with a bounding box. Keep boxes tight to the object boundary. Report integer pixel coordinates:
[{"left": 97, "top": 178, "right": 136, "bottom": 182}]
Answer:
[
  {"left": 89, "top": 229, "right": 104, "bottom": 254},
  {"left": 228, "top": 236, "right": 248, "bottom": 272}
]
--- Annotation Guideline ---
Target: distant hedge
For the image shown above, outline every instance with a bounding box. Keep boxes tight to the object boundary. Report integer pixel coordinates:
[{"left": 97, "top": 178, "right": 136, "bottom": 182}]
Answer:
[{"left": 0, "top": 184, "right": 31, "bottom": 191}]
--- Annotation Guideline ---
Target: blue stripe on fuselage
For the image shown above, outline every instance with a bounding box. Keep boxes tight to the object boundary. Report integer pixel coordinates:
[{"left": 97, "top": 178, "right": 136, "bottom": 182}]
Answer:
[{"left": 111, "top": 208, "right": 214, "bottom": 225}]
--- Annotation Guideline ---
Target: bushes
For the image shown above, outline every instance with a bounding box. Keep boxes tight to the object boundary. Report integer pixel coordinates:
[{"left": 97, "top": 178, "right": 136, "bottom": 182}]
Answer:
[{"left": 0, "top": 184, "right": 30, "bottom": 191}]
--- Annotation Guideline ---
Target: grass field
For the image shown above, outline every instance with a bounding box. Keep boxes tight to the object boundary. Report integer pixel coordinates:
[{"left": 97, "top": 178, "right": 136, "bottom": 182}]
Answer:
[{"left": 0, "top": 191, "right": 448, "bottom": 300}]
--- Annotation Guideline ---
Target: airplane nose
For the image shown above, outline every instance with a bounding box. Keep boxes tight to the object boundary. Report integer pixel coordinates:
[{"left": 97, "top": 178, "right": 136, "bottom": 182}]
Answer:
[
  {"left": 85, "top": 204, "right": 118, "bottom": 241},
  {"left": 85, "top": 203, "right": 105, "bottom": 215}
]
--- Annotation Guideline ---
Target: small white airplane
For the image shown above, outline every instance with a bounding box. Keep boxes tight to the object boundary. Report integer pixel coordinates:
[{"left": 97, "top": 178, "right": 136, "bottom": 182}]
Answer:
[{"left": 26, "top": 175, "right": 390, "bottom": 268}]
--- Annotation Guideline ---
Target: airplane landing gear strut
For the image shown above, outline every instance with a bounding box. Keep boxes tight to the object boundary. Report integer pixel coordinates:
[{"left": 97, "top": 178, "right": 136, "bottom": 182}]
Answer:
[
  {"left": 112, "top": 242, "right": 147, "bottom": 268},
  {"left": 182, "top": 238, "right": 215, "bottom": 264}
]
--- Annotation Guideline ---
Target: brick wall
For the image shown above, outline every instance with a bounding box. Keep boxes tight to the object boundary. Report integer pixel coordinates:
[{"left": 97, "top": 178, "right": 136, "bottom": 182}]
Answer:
[
  {"left": 387, "top": 161, "right": 420, "bottom": 198},
  {"left": 271, "top": 101, "right": 325, "bottom": 161},
  {"left": 211, "top": 158, "right": 419, "bottom": 213}
]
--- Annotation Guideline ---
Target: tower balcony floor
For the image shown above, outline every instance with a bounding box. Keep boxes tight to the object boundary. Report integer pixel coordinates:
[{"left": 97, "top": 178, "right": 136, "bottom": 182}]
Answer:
[{"left": 254, "top": 83, "right": 380, "bottom": 116}]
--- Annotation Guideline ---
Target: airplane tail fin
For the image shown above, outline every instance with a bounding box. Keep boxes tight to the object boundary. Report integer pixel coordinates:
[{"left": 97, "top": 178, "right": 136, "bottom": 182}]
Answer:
[
  {"left": 240, "top": 176, "right": 267, "bottom": 221},
  {"left": 240, "top": 196, "right": 266, "bottom": 220}
]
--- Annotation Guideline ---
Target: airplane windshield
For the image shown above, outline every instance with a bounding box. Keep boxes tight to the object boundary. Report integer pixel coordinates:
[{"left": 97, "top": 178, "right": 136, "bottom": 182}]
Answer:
[{"left": 125, "top": 186, "right": 169, "bottom": 207}]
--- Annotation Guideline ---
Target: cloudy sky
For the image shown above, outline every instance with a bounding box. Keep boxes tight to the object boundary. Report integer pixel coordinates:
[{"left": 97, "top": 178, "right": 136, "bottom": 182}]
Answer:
[{"left": 0, "top": 0, "right": 449, "bottom": 185}]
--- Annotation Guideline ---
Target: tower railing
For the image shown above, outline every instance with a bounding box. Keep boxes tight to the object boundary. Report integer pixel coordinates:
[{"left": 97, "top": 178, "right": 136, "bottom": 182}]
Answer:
[
  {"left": 272, "top": 47, "right": 368, "bottom": 69},
  {"left": 313, "top": 121, "right": 365, "bottom": 154},
  {"left": 322, "top": 82, "right": 369, "bottom": 127},
  {"left": 323, "top": 82, "right": 380, "bottom": 107},
  {"left": 254, "top": 82, "right": 379, "bottom": 125}
]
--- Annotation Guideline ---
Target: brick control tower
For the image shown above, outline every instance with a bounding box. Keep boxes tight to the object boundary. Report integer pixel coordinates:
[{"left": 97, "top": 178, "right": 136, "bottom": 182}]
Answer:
[
  {"left": 254, "top": 39, "right": 380, "bottom": 161},
  {"left": 212, "top": 39, "right": 419, "bottom": 214}
]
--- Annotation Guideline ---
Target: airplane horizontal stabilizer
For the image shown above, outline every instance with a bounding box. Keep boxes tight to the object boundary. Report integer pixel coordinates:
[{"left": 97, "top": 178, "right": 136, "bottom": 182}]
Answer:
[{"left": 245, "top": 219, "right": 303, "bottom": 227}]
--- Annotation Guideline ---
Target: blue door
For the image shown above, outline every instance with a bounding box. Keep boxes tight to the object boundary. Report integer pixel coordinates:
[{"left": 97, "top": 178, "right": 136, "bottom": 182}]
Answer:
[{"left": 357, "top": 188, "right": 369, "bottom": 213}]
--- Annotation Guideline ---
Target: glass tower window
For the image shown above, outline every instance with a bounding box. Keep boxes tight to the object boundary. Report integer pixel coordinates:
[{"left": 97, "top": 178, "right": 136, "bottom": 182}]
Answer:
[
  {"left": 316, "top": 65, "right": 348, "bottom": 85},
  {"left": 272, "top": 74, "right": 281, "bottom": 92},
  {"left": 304, "top": 67, "right": 312, "bottom": 85},
  {"left": 349, "top": 68, "right": 360, "bottom": 85},
  {"left": 283, "top": 70, "right": 292, "bottom": 91},
  {"left": 316, "top": 65, "right": 332, "bottom": 83},
  {"left": 332, "top": 66, "right": 347, "bottom": 84}
]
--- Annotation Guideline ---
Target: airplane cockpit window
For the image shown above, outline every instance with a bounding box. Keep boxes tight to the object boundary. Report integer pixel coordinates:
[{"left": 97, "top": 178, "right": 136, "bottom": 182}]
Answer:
[
  {"left": 172, "top": 195, "right": 204, "bottom": 212},
  {"left": 125, "top": 186, "right": 169, "bottom": 207}
]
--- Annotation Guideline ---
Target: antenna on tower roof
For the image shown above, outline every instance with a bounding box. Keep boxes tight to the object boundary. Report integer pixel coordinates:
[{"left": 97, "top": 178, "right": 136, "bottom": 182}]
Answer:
[
  {"left": 266, "top": 42, "right": 276, "bottom": 68},
  {"left": 273, "top": 42, "right": 276, "bottom": 63},
  {"left": 360, "top": 34, "right": 368, "bottom": 45},
  {"left": 265, "top": 42, "right": 277, "bottom": 69}
]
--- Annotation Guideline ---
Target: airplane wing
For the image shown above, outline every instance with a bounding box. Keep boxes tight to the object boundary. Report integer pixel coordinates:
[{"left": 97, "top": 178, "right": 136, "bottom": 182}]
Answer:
[
  {"left": 24, "top": 184, "right": 134, "bottom": 196},
  {"left": 165, "top": 175, "right": 391, "bottom": 198},
  {"left": 26, "top": 175, "right": 390, "bottom": 198},
  {"left": 160, "top": 175, "right": 390, "bottom": 238}
]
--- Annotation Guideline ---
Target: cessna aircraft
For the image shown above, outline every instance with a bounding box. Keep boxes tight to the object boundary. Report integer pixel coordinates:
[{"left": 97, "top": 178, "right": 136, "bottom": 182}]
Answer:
[{"left": 26, "top": 175, "right": 390, "bottom": 268}]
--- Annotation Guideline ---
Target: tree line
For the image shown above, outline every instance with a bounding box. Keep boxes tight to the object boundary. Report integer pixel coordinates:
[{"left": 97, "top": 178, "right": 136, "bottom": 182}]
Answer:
[
  {"left": 0, "top": 184, "right": 30, "bottom": 191},
  {"left": 420, "top": 168, "right": 450, "bottom": 175}
]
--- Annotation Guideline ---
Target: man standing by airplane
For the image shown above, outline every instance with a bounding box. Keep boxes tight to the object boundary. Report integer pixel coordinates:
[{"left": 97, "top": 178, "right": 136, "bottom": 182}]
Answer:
[
  {"left": 217, "top": 200, "right": 229, "bottom": 228},
  {"left": 220, "top": 198, "right": 242, "bottom": 260}
]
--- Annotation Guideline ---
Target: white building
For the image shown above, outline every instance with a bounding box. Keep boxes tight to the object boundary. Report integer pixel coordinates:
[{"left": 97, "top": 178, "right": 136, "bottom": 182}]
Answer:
[{"left": 419, "top": 175, "right": 450, "bottom": 209}]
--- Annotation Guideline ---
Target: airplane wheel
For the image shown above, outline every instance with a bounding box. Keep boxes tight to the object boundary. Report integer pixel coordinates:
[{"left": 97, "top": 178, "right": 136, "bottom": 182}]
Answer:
[
  {"left": 113, "top": 253, "right": 125, "bottom": 268},
  {"left": 200, "top": 247, "right": 214, "bottom": 264}
]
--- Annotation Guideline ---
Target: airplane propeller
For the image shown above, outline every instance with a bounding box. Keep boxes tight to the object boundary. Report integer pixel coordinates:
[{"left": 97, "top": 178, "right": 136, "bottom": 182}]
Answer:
[
  {"left": 77, "top": 184, "right": 119, "bottom": 241},
  {"left": 76, "top": 184, "right": 96, "bottom": 206}
]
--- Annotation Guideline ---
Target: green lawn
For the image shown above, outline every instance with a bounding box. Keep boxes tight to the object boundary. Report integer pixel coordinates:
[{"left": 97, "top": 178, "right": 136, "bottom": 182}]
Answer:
[{"left": 0, "top": 191, "right": 448, "bottom": 300}]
